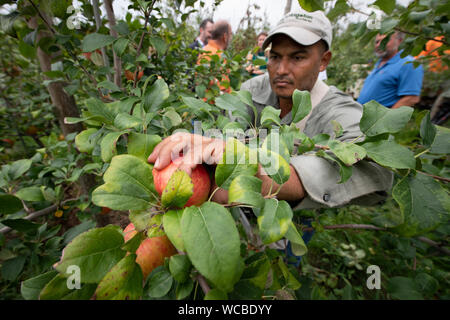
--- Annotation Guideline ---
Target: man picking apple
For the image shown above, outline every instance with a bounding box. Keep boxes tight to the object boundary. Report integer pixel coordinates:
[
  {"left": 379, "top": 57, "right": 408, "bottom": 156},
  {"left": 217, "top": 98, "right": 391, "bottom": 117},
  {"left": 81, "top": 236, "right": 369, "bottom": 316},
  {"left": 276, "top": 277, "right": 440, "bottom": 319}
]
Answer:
[{"left": 149, "top": 10, "right": 392, "bottom": 210}]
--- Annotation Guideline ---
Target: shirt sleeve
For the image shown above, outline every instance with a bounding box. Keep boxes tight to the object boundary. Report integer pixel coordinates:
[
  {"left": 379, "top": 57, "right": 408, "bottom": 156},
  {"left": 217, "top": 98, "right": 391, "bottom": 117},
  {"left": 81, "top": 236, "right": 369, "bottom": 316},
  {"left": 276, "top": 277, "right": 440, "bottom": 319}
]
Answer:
[
  {"left": 290, "top": 90, "right": 394, "bottom": 209},
  {"left": 290, "top": 154, "right": 393, "bottom": 209},
  {"left": 397, "top": 59, "right": 424, "bottom": 97}
]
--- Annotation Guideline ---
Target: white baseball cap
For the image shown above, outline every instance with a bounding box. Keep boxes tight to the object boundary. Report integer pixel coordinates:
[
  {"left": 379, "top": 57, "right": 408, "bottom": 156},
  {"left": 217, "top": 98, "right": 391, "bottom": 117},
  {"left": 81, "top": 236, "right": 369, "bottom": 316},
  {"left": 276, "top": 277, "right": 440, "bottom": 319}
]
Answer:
[{"left": 263, "top": 9, "right": 333, "bottom": 50}]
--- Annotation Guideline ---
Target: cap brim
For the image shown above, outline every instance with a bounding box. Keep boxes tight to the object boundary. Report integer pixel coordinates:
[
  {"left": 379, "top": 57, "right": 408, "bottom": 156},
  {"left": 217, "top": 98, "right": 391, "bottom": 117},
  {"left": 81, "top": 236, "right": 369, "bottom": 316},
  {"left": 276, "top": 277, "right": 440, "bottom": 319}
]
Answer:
[{"left": 262, "top": 26, "right": 321, "bottom": 50}]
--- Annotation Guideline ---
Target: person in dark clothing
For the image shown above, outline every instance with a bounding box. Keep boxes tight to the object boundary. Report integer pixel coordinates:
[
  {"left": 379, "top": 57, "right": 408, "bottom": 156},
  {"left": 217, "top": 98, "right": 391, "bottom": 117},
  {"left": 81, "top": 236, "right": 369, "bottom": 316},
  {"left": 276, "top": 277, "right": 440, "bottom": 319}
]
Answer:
[{"left": 189, "top": 18, "right": 214, "bottom": 50}]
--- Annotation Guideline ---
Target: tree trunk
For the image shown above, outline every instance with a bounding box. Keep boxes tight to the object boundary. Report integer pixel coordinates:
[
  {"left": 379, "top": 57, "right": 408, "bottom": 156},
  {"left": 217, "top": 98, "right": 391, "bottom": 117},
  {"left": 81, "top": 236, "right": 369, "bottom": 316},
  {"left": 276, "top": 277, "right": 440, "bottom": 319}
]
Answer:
[
  {"left": 27, "top": 17, "right": 82, "bottom": 137},
  {"left": 104, "top": 0, "right": 122, "bottom": 88},
  {"left": 284, "top": 0, "right": 292, "bottom": 14},
  {"left": 27, "top": 16, "right": 97, "bottom": 197}
]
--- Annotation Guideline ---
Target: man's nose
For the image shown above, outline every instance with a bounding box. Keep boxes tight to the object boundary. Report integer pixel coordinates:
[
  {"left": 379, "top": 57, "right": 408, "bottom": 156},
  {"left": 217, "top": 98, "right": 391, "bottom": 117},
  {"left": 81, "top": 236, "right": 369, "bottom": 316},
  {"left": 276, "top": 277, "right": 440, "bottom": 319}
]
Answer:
[{"left": 276, "top": 57, "right": 289, "bottom": 75}]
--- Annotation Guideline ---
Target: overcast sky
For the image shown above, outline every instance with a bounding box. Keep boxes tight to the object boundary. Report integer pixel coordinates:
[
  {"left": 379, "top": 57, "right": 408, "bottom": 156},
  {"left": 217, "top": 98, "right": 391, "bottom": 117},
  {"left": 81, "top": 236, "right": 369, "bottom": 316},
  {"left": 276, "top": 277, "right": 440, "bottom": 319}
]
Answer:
[
  {"left": 109, "top": 0, "right": 413, "bottom": 32},
  {"left": 1, "top": 0, "right": 413, "bottom": 32}
]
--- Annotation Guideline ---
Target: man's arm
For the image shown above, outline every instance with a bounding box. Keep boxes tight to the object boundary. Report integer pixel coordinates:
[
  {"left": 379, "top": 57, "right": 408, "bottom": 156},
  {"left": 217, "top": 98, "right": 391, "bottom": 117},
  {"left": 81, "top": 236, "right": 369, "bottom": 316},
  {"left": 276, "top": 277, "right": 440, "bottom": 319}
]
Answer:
[
  {"left": 148, "top": 132, "right": 306, "bottom": 203},
  {"left": 211, "top": 164, "right": 306, "bottom": 204},
  {"left": 391, "top": 95, "right": 420, "bottom": 109}
]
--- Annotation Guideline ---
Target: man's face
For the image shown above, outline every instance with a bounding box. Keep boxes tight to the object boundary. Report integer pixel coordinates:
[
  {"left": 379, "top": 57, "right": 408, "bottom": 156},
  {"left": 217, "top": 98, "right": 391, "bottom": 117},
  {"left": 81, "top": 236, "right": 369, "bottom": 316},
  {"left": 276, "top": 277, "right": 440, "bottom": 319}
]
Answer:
[
  {"left": 267, "top": 34, "right": 330, "bottom": 99},
  {"left": 374, "top": 33, "right": 401, "bottom": 59},
  {"left": 200, "top": 22, "right": 214, "bottom": 43}
]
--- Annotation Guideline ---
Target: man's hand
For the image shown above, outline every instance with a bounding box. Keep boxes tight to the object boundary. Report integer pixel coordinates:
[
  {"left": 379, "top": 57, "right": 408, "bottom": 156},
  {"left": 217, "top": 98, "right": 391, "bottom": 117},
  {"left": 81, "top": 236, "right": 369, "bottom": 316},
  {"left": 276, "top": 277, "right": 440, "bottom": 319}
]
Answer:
[{"left": 148, "top": 132, "right": 226, "bottom": 176}]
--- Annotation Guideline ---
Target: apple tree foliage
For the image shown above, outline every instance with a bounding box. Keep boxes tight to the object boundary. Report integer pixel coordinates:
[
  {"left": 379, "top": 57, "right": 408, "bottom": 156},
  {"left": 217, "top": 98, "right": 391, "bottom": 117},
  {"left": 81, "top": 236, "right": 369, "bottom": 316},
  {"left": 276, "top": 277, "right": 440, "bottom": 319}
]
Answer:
[{"left": 0, "top": 0, "right": 448, "bottom": 300}]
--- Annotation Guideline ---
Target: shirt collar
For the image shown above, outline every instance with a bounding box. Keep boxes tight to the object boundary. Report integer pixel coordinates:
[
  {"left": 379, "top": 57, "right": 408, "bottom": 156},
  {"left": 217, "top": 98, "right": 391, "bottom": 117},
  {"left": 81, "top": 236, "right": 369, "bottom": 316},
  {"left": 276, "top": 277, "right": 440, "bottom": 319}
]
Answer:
[
  {"left": 196, "top": 37, "right": 205, "bottom": 47},
  {"left": 376, "top": 50, "right": 403, "bottom": 68}
]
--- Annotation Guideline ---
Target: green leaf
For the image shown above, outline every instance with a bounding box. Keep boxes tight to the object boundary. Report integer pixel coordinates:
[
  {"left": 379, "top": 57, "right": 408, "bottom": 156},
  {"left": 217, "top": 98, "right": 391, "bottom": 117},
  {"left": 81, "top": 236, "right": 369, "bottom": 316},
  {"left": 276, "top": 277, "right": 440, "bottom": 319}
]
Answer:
[
  {"left": 181, "top": 202, "right": 243, "bottom": 292},
  {"left": 285, "top": 222, "right": 307, "bottom": 256},
  {"left": 0, "top": 194, "right": 23, "bottom": 215},
  {"left": 204, "top": 288, "right": 228, "bottom": 300},
  {"left": 82, "top": 33, "right": 116, "bottom": 52},
  {"left": 176, "top": 278, "right": 194, "bottom": 300},
  {"left": 143, "top": 78, "right": 169, "bottom": 112},
  {"left": 121, "top": 230, "right": 144, "bottom": 253},
  {"left": 409, "top": 9, "right": 432, "bottom": 23},
  {"left": 360, "top": 101, "right": 414, "bottom": 136},
  {"left": 215, "top": 138, "right": 258, "bottom": 190},
  {"left": 39, "top": 273, "right": 97, "bottom": 300},
  {"left": 228, "top": 175, "right": 264, "bottom": 208},
  {"left": 215, "top": 93, "right": 252, "bottom": 125},
  {"left": 169, "top": 254, "right": 192, "bottom": 283},
  {"left": 9, "top": 159, "right": 32, "bottom": 180},
  {"left": 114, "top": 112, "right": 142, "bottom": 130},
  {"left": 1, "top": 219, "right": 40, "bottom": 233},
  {"left": 363, "top": 140, "right": 416, "bottom": 169},
  {"left": 420, "top": 111, "right": 437, "bottom": 147},
  {"left": 328, "top": 140, "right": 367, "bottom": 166},
  {"left": 316, "top": 150, "right": 353, "bottom": 184},
  {"left": 298, "top": 0, "right": 324, "bottom": 11},
  {"left": 162, "top": 107, "right": 182, "bottom": 128},
  {"left": 429, "top": 126, "right": 450, "bottom": 154},
  {"left": 236, "top": 90, "right": 258, "bottom": 124},
  {"left": 95, "top": 254, "right": 143, "bottom": 300},
  {"left": 85, "top": 98, "right": 115, "bottom": 124},
  {"left": 113, "top": 38, "right": 129, "bottom": 56},
  {"left": 15, "top": 186, "right": 45, "bottom": 202},
  {"left": 150, "top": 36, "right": 168, "bottom": 56},
  {"left": 75, "top": 128, "right": 98, "bottom": 153},
  {"left": 292, "top": 90, "right": 312, "bottom": 123},
  {"left": 161, "top": 170, "right": 193, "bottom": 208},
  {"left": 240, "top": 255, "right": 271, "bottom": 290},
  {"left": 258, "top": 147, "right": 291, "bottom": 185},
  {"left": 415, "top": 273, "right": 438, "bottom": 296},
  {"left": 277, "top": 257, "right": 301, "bottom": 290},
  {"left": 98, "top": 80, "right": 121, "bottom": 92},
  {"left": 54, "top": 225, "right": 126, "bottom": 283},
  {"left": 163, "top": 209, "right": 185, "bottom": 252},
  {"left": 392, "top": 174, "right": 450, "bottom": 237},
  {"left": 331, "top": 120, "right": 343, "bottom": 138},
  {"left": 146, "top": 267, "right": 173, "bottom": 298},
  {"left": 127, "top": 132, "right": 161, "bottom": 161},
  {"left": 92, "top": 155, "right": 157, "bottom": 211},
  {"left": 100, "top": 131, "right": 126, "bottom": 163},
  {"left": 374, "top": 0, "right": 395, "bottom": 14},
  {"left": 387, "top": 277, "right": 423, "bottom": 300},
  {"left": 260, "top": 106, "right": 281, "bottom": 127},
  {"left": 1, "top": 256, "right": 26, "bottom": 281},
  {"left": 258, "top": 199, "right": 293, "bottom": 245},
  {"left": 21, "top": 271, "right": 58, "bottom": 300}
]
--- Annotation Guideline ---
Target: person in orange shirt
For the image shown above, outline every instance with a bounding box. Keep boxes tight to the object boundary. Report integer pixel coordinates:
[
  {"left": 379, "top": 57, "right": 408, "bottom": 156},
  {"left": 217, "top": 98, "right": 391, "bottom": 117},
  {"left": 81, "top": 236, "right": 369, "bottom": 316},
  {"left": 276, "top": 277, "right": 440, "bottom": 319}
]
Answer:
[
  {"left": 197, "top": 20, "right": 233, "bottom": 94},
  {"left": 416, "top": 36, "right": 450, "bottom": 73}
]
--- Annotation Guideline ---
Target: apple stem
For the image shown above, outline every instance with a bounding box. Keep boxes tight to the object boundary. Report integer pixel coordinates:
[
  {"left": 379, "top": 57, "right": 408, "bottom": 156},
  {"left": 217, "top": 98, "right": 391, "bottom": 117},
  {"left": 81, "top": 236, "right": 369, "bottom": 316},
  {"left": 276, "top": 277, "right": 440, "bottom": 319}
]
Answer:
[{"left": 208, "top": 186, "right": 220, "bottom": 202}]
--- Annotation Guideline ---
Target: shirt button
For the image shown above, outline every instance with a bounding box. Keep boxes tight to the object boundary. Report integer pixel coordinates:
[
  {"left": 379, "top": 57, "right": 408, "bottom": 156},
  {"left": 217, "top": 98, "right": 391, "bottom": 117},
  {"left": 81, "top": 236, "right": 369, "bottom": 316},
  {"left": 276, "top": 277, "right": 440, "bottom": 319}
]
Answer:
[{"left": 323, "top": 194, "right": 330, "bottom": 202}]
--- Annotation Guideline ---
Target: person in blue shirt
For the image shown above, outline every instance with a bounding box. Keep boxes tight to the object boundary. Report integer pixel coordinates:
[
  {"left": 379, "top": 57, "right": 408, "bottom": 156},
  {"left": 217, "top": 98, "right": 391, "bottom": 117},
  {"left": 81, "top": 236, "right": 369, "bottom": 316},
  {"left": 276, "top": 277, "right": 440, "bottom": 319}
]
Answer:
[{"left": 357, "top": 32, "right": 424, "bottom": 109}]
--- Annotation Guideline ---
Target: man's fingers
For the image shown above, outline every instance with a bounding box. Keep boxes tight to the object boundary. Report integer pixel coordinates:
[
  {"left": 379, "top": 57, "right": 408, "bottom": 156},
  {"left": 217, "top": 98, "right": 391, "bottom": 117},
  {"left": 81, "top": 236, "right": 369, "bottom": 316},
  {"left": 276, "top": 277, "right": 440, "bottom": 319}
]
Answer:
[{"left": 149, "top": 133, "right": 187, "bottom": 169}]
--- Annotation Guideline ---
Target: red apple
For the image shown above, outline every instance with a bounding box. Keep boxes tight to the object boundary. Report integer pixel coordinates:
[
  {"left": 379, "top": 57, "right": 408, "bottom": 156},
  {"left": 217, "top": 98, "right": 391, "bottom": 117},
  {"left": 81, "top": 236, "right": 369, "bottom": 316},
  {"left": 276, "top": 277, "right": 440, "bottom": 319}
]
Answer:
[
  {"left": 152, "top": 157, "right": 211, "bottom": 207},
  {"left": 123, "top": 223, "right": 177, "bottom": 279}
]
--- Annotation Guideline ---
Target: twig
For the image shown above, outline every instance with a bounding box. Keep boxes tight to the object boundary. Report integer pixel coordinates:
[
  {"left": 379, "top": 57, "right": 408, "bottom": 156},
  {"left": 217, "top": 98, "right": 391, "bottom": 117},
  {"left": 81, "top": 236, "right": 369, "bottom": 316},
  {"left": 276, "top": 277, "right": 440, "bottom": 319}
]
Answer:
[
  {"left": 416, "top": 170, "right": 450, "bottom": 183},
  {"left": 196, "top": 274, "right": 211, "bottom": 295},
  {"left": 417, "top": 236, "right": 450, "bottom": 256},
  {"left": 302, "top": 223, "right": 387, "bottom": 232},
  {"left": 0, "top": 198, "right": 78, "bottom": 234}
]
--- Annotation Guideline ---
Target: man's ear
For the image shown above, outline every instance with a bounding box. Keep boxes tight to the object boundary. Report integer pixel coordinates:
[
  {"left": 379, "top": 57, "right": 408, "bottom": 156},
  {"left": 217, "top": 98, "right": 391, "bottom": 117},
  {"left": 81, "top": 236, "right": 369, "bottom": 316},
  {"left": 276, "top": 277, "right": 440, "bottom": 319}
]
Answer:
[{"left": 320, "top": 50, "right": 332, "bottom": 72}]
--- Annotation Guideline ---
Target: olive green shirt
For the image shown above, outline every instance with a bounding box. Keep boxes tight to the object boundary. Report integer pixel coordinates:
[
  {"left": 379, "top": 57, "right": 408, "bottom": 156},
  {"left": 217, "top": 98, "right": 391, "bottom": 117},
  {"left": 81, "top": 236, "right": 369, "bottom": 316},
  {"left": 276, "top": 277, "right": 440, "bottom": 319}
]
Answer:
[{"left": 240, "top": 73, "right": 393, "bottom": 210}]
